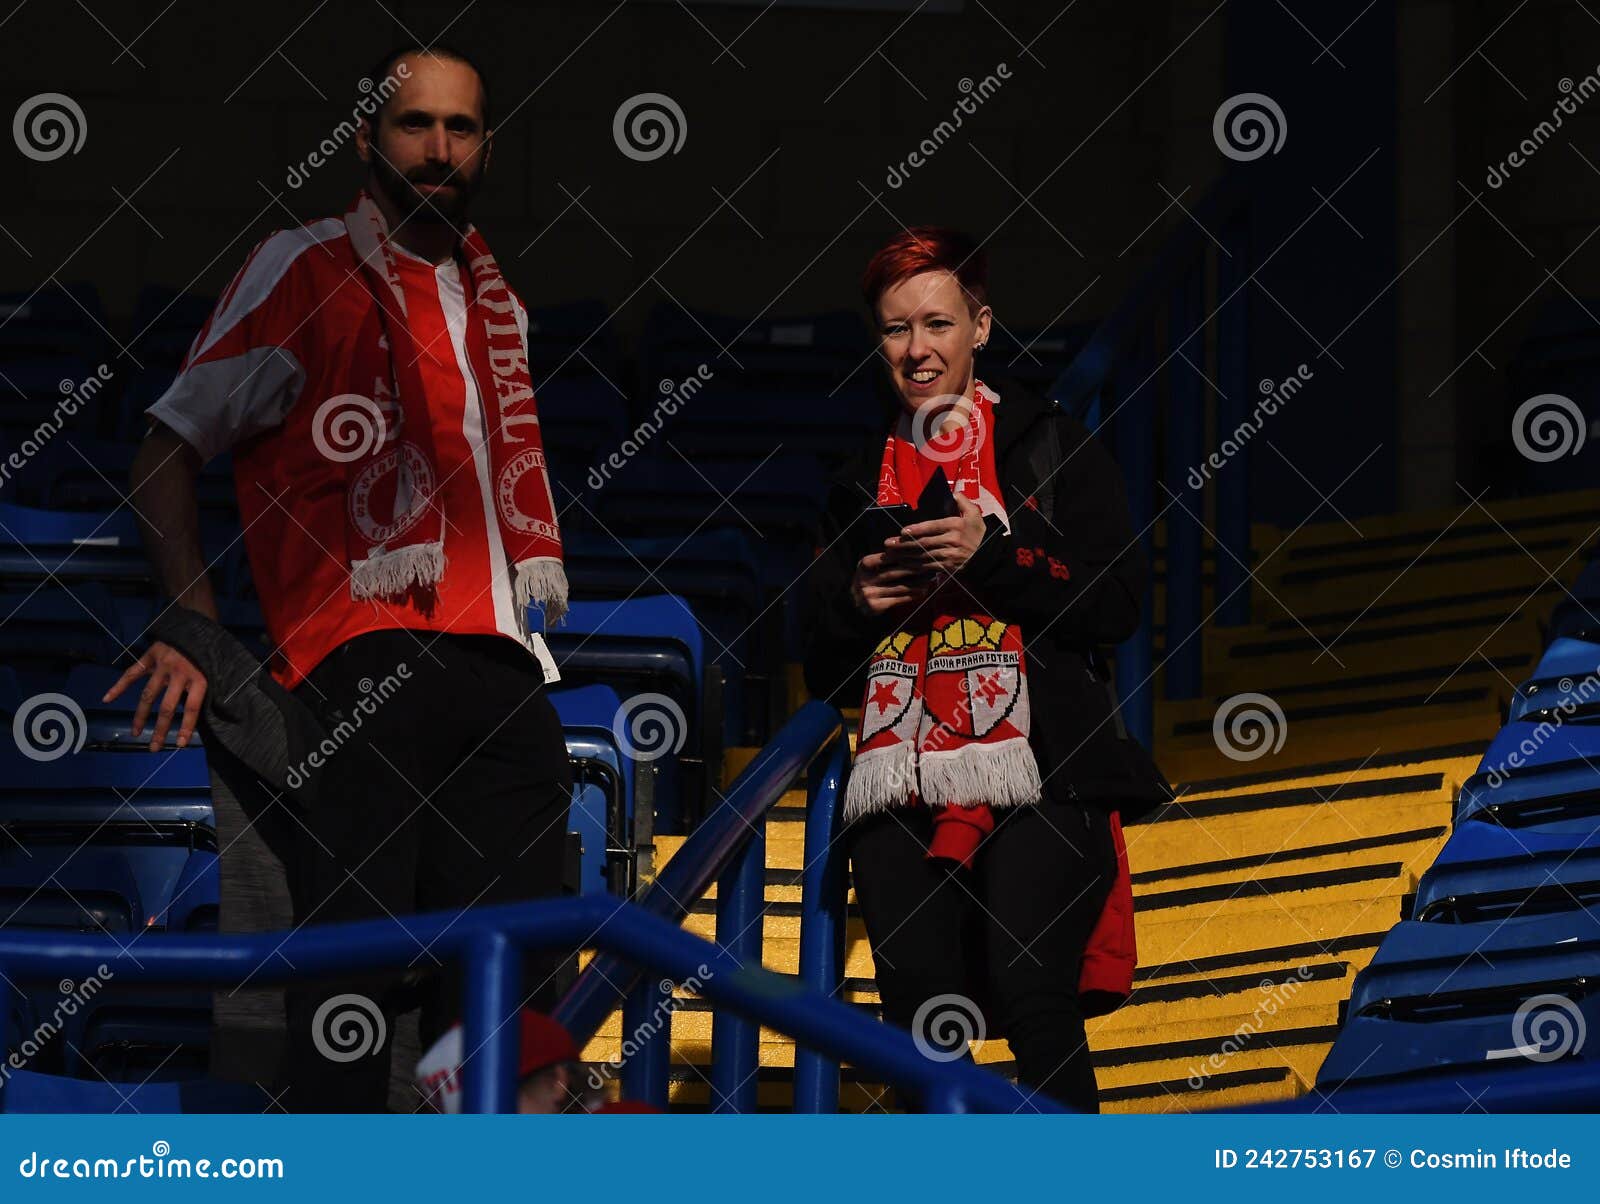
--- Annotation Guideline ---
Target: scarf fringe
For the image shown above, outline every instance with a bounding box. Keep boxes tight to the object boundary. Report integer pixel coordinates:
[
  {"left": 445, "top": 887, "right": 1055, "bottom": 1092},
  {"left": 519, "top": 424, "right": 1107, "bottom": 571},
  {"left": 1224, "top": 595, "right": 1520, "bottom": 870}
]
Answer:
[
  {"left": 841, "top": 746, "right": 918, "bottom": 822},
  {"left": 918, "top": 737, "right": 1042, "bottom": 809},
  {"left": 350, "top": 541, "right": 446, "bottom": 601},
  {"left": 514, "top": 556, "right": 570, "bottom": 628}
]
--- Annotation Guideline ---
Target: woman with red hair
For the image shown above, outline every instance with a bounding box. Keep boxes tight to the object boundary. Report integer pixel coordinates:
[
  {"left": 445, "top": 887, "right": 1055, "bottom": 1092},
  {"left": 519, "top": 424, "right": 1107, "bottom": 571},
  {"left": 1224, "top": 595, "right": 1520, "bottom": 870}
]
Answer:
[{"left": 803, "top": 227, "right": 1171, "bottom": 1112}]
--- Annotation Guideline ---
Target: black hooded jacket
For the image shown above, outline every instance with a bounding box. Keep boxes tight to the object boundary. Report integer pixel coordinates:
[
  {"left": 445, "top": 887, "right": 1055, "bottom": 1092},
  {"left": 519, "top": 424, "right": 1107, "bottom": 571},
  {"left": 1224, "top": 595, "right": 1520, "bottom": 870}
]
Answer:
[{"left": 801, "top": 377, "right": 1173, "bottom": 820}]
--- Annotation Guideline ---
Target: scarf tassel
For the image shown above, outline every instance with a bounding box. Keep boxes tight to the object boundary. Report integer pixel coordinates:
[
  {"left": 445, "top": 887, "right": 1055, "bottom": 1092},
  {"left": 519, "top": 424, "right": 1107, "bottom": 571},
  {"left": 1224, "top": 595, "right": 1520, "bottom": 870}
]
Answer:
[
  {"left": 513, "top": 555, "right": 569, "bottom": 628},
  {"left": 351, "top": 541, "right": 446, "bottom": 601},
  {"left": 918, "top": 737, "right": 1042, "bottom": 810}
]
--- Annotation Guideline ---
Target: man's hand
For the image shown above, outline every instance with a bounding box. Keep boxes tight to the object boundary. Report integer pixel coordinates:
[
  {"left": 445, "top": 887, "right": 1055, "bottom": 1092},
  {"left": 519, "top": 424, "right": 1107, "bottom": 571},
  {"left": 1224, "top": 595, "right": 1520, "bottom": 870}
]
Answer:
[
  {"left": 103, "top": 642, "right": 207, "bottom": 751},
  {"left": 885, "top": 493, "right": 986, "bottom": 576},
  {"left": 849, "top": 550, "right": 933, "bottom": 616}
]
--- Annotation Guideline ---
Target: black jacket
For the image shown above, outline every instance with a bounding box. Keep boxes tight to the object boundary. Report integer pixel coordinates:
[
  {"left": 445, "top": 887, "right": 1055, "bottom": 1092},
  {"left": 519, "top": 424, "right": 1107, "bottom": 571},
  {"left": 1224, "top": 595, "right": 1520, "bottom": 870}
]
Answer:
[{"left": 801, "top": 377, "right": 1173, "bottom": 820}]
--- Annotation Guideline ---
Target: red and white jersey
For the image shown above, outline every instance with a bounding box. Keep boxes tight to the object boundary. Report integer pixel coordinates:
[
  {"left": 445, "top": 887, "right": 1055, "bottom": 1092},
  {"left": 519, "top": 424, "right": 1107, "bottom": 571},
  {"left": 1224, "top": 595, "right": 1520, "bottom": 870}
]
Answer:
[{"left": 147, "top": 219, "right": 560, "bottom": 691}]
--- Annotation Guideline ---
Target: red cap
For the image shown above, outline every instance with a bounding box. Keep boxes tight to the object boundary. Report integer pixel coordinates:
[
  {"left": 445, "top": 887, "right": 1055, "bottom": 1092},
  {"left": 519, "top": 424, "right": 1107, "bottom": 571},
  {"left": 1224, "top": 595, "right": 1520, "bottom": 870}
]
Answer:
[{"left": 517, "top": 1008, "right": 581, "bottom": 1079}]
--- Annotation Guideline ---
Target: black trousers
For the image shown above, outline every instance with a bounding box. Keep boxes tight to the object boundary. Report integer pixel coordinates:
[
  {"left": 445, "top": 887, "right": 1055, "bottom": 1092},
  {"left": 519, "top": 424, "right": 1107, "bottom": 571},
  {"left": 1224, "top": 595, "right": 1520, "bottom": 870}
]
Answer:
[
  {"left": 279, "top": 629, "right": 573, "bottom": 1112},
  {"left": 848, "top": 797, "right": 1117, "bottom": 1112}
]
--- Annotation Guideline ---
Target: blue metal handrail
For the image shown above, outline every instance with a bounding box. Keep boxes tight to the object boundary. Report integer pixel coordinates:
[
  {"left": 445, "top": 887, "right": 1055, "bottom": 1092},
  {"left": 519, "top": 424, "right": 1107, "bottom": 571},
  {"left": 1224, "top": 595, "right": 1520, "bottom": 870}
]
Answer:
[
  {"left": 1049, "top": 171, "right": 1256, "bottom": 746},
  {"left": 0, "top": 894, "right": 1053, "bottom": 1114},
  {"left": 553, "top": 699, "right": 851, "bottom": 1112}
]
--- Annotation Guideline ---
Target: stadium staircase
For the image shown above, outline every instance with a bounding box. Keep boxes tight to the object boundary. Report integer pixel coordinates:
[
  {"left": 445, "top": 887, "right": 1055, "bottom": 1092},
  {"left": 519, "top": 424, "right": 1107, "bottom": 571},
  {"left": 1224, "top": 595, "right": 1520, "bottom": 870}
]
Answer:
[{"left": 577, "top": 487, "right": 1600, "bottom": 1112}]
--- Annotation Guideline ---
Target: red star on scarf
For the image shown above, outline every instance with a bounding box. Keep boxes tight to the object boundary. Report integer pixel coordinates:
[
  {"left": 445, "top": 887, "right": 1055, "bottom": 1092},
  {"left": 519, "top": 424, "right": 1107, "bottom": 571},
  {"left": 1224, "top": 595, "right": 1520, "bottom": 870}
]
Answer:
[
  {"left": 974, "top": 672, "right": 1007, "bottom": 707},
  {"left": 869, "top": 680, "right": 901, "bottom": 714}
]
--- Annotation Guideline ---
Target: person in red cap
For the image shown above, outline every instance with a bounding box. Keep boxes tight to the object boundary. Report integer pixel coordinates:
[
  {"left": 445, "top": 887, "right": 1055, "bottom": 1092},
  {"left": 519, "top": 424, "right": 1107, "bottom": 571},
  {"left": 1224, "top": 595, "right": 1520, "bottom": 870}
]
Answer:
[{"left": 416, "top": 1009, "right": 657, "bottom": 1113}]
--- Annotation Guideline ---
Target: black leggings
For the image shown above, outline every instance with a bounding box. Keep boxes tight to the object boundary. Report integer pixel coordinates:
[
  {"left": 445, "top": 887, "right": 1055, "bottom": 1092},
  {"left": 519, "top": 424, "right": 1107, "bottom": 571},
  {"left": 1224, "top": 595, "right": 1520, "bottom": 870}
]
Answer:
[{"left": 848, "top": 797, "right": 1117, "bottom": 1112}]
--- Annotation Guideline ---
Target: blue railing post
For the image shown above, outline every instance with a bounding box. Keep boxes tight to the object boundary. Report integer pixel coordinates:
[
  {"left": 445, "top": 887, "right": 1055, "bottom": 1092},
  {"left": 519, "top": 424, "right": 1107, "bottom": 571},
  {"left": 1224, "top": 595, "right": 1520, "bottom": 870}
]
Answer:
[
  {"left": 619, "top": 975, "right": 673, "bottom": 1109},
  {"left": 793, "top": 726, "right": 848, "bottom": 1113},
  {"left": 708, "top": 819, "right": 765, "bottom": 1112},
  {"left": 1114, "top": 332, "right": 1157, "bottom": 749},
  {"left": 1215, "top": 207, "right": 1252, "bottom": 627},
  {"left": 1164, "top": 265, "right": 1205, "bottom": 700},
  {"left": 460, "top": 931, "right": 520, "bottom": 1115}
]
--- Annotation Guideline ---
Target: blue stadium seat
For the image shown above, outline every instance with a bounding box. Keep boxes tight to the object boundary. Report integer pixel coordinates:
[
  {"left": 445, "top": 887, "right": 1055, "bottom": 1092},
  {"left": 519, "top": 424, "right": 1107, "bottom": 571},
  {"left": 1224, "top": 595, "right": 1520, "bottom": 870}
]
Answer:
[
  {"left": 0, "top": 283, "right": 109, "bottom": 362},
  {"left": 1413, "top": 816, "right": 1600, "bottom": 922},
  {"left": 1318, "top": 910, "right": 1600, "bottom": 1088},
  {"left": 0, "top": 1067, "right": 266, "bottom": 1112},
  {"left": 1455, "top": 762, "right": 1600, "bottom": 832},
  {"left": 1527, "top": 634, "right": 1600, "bottom": 687},
  {"left": 0, "top": 584, "right": 131, "bottom": 679},
  {"left": 550, "top": 684, "right": 636, "bottom": 897},
  {"left": 1475, "top": 716, "right": 1600, "bottom": 776},
  {"left": 547, "top": 595, "right": 712, "bottom": 828}
]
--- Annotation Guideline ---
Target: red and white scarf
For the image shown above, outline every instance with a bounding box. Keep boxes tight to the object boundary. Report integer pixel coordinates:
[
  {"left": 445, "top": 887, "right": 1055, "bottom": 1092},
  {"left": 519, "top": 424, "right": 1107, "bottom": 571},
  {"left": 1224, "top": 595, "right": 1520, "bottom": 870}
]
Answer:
[
  {"left": 342, "top": 191, "right": 567, "bottom": 628},
  {"left": 844, "top": 384, "right": 1041, "bottom": 865}
]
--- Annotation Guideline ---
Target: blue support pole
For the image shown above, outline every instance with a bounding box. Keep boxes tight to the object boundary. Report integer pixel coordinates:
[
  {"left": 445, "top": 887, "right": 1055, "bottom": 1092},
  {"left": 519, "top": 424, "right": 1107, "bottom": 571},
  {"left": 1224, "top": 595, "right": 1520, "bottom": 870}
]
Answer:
[
  {"left": 460, "top": 931, "right": 520, "bottom": 1115},
  {"left": 1113, "top": 331, "right": 1157, "bottom": 750},
  {"left": 793, "top": 727, "right": 848, "bottom": 1113},
  {"left": 1215, "top": 208, "right": 1253, "bottom": 627},
  {"left": 1164, "top": 265, "right": 1205, "bottom": 700},
  {"left": 619, "top": 976, "right": 673, "bottom": 1109},
  {"left": 709, "top": 821, "right": 765, "bottom": 1113}
]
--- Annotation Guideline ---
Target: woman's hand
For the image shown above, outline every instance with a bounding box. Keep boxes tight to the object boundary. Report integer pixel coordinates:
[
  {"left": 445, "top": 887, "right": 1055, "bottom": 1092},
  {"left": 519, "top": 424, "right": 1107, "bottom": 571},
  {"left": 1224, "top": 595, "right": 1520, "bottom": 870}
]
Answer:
[
  {"left": 850, "top": 551, "right": 933, "bottom": 616},
  {"left": 886, "top": 494, "right": 986, "bottom": 576}
]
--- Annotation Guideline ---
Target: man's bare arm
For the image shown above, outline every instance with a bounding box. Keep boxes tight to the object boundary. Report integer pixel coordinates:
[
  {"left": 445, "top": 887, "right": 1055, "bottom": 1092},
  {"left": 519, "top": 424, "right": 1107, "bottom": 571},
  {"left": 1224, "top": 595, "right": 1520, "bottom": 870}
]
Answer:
[
  {"left": 104, "top": 420, "right": 214, "bottom": 749},
  {"left": 129, "top": 420, "right": 219, "bottom": 621}
]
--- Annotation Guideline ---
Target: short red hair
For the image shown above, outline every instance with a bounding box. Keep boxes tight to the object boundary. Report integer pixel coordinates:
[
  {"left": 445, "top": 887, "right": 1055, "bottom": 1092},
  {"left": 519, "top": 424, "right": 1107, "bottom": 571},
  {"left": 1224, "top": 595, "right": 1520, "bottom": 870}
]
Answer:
[{"left": 861, "top": 226, "right": 988, "bottom": 316}]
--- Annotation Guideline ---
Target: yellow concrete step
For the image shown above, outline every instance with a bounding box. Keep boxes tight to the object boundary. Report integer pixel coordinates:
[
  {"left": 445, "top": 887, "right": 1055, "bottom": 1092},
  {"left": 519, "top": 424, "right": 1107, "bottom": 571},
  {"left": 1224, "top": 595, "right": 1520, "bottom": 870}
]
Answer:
[{"left": 1156, "top": 710, "right": 1499, "bottom": 784}]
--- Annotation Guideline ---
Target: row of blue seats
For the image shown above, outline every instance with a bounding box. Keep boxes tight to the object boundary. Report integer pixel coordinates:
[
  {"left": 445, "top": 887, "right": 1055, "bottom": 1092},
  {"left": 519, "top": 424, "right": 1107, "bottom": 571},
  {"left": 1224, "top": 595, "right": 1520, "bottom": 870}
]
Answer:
[
  {"left": 0, "top": 589, "right": 714, "bottom": 1081},
  {"left": 1316, "top": 562, "right": 1600, "bottom": 1091},
  {"left": 0, "top": 501, "right": 771, "bottom": 744}
]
